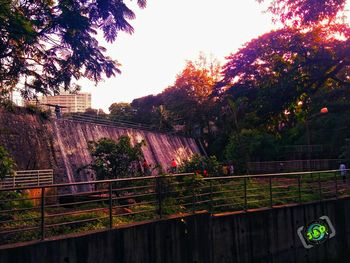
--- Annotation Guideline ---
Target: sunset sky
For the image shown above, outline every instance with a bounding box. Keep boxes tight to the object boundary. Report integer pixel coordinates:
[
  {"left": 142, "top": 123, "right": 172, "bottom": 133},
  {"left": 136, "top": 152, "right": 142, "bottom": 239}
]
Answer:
[
  {"left": 77, "top": 0, "right": 275, "bottom": 111},
  {"left": 78, "top": 0, "right": 349, "bottom": 112}
]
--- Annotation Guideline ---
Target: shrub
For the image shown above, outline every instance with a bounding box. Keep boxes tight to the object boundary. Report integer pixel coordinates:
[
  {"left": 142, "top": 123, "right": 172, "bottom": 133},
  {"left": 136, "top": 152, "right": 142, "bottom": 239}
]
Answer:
[
  {"left": 0, "top": 145, "right": 16, "bottom": 180},
  {"left": 179, "top": 154, "right": 220, "bottom": 176},
  {"left": 87, "top": 136, "right": 145, "bottom": 180}
]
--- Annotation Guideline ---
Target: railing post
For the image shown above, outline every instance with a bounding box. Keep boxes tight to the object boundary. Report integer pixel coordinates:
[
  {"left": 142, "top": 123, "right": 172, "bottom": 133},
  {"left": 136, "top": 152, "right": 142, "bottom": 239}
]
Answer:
[
  {"left": 334, "top": 171, "right": 338, "bottom": 199},
  {"left": 37, "top": 170, "right": 40, "bottom": 186},
  {"left": 298, "top": 176, "right": 302, "bottom": 204},
  {"left": 41, "top": 187, "right": 45, "bottom": 240},
  {"left": 209, "top": 179, "right": 213, "bottom": 214},
  {"left": 269, "top": 177, "right": 273, "bottom": 208},
  {"left": 318, "top": 172, "right": 322, "bottom": 201},
  {"left": 109, "top": 182, "right": 113, "bottom": 229},
  {"left": 244, "top": 177, "right": 247, "bottom": 211},
  {"left": 13, "top": 172, "right": 15, "bottom": 188},
  {"left": 192, "top": 176, "right": 196, "bottom": 213},
  {"left": 156, "top": 176, "right": 162, "bottom": 218}
]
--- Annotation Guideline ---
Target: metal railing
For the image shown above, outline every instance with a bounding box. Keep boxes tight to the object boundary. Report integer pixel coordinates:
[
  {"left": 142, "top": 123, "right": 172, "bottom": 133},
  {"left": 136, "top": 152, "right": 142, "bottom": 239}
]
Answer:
[
  {"left": 0, "top": 169, "right": 349, "bottom": 246},
  {"left": 248, "top": 159, "right": 343, "bottom": 173},
  {"left": 0, "top": 170, "right": 53, "bottom": 189},
  {"left": 65, "top": 113, "right": 180, "bottom": 135}
]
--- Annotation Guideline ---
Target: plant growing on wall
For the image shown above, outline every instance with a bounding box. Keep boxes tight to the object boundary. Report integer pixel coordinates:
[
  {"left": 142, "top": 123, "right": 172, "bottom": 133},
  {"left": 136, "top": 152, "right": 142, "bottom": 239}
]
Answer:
[
  {"left": 0, "top": 146, "right": 16, "bottom": 180},
  {"left": 88, "top": 136, "right": 145, "bottom": 180}
]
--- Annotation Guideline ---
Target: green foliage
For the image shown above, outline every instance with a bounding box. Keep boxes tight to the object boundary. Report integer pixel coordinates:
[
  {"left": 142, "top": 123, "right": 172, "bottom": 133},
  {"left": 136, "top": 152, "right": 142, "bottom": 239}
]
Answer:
[
  {"left": 0, "top": 191, "right": 34, "bottom": 219},
  {"left": 84, "top": 108, "right": 98, "bottom": 116},
  {"left": 88, "top": 136, "right": 145, "bottom": 180},
  {"left": 340, "top": 138, "right": 350, "bottom": 163},
  {"left": 212, "top": 23, "right": 350, "bottom": 163},
  {"left": 179, "top": 154, "right": 220, "bottom": 176},
  {"left": 109, "top": 102, "right": 135, "bottom": 121},
  {"left": 219, "top": 26, "right": 349, "bottom": 129},
  {"left": 0, "top": 146, "right": 16, "bottom": 180},
  {"left": 225, "top": 130, "right": 278, "bottom": 173},
  {"left": 0, "top": 0, "right": 146, "bottom": 99},
  {"left": 24, "top": 104, "right": 51, "bottom": 119},
  {"left": 259, "top": 0, "right": 347, "bottom": 28},
  {"left": 131, "top": 53, "right": 220, "bottom": 134},
  {"left": 0, "top": 99, "right": 16, "bottom": 112}
]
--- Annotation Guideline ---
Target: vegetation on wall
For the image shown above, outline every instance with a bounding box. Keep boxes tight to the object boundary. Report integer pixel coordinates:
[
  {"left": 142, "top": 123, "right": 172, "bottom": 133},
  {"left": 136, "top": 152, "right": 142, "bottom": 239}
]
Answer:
[
  {"left": 0, "top": 145, "right": 16, "bottom": 180},
  {"left": 87, "top": 136, "right": 145, "bottom": 180}
]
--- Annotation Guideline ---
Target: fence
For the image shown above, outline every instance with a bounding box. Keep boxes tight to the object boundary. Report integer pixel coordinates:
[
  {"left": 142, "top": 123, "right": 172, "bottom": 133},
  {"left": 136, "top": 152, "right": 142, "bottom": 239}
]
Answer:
[
  {"left": 0, "top": 169, "right": 349, "bottom": 246},
  {"left": 248, "top": 159, "right": 343, "bottom": 174},
  {"left": 65, "top": 113, "right": 179, "bottom": 134},
  {"left": 0, "top": 170, "right": 53, "bottom": 189}
]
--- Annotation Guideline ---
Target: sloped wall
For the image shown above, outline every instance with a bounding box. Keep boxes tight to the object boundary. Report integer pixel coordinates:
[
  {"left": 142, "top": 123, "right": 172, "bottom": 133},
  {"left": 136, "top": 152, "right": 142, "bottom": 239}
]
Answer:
[
  {"left": 0, "top": 109, "right": 56, "bottom": 171},
  {"left": 53, "top": 120, "right": 200, "bottom": 185},
  {"left": 0, "top": 109, "right": 200, "bottom": 189}
]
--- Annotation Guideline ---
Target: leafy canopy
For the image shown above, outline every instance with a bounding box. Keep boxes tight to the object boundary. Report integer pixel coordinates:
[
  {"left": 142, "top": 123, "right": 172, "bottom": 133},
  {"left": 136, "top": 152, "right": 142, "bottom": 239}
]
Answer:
[
  {"left": 0, "top": 0, "right": 146, "bottom": 99},
  {"left": 258, "top": 0, "right": 347, "bottom": 27},
  {"left": 130, "top": 53, "right": 221, "bottom": 132},
  {"left": 219, "top": 25, "right": 350, "bottom": 129},
  {"left": 109, "top": 102, "right": 134, "bottom": 121}
]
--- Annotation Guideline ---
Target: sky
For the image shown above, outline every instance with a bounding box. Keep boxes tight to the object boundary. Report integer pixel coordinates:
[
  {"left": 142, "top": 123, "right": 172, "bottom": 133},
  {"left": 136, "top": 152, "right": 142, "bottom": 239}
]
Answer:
[{"left": 78, "top": 0, "right": 278, "bottom": 112}]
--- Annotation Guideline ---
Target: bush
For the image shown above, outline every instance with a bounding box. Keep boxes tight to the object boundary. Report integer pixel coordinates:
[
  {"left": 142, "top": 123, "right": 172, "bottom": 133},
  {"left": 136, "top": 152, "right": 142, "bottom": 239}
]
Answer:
[
  {"left": 0, "top": 145, "right": 16, "bottom": 180},
  {"left": 0, "top": 99, "right": 16, "bottom": 112},
  {"left": 87, "top": 136, "right": 145, "bottom": 180},
  {"left": 25, "top": 104, "right": 51, "bottom": 119},
  {"left": 179, "top": 154, "right": 220, "bottom": 176}
]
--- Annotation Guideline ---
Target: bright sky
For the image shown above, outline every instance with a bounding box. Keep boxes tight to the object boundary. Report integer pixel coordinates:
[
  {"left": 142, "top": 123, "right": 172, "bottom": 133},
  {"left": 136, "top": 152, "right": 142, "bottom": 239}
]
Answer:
[{"left": 79, "top": 0, "right": 277, "bottom": 112}]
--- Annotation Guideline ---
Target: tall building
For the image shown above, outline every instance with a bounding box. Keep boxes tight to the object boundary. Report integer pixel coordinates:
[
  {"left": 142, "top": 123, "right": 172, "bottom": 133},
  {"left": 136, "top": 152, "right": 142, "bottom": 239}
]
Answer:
[{"left": 26, "top": 92, "right": 92, "bottom": 113}]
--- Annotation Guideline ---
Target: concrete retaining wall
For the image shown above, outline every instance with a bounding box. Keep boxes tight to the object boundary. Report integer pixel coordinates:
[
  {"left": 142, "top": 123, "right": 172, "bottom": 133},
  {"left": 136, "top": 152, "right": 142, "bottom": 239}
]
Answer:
[
  {"left": 0, "top": 108, "right": 200, "bottom": 189},
  {"left": 2, "top": 198, "right": 350, "bottom": 263}
]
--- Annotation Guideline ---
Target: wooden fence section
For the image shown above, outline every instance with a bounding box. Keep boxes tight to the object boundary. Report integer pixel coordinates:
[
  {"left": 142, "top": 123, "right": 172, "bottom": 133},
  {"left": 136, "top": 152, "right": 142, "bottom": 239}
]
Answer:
[{"left": 0, "top": 169, "right": 53, "bottom": 189}]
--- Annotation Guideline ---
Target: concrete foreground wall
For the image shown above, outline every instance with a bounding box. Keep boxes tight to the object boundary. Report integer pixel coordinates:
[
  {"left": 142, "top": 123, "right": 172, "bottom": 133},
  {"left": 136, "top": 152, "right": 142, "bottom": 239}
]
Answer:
[{"left": 1, "top": 198, "right": 350, "bottom": 263}]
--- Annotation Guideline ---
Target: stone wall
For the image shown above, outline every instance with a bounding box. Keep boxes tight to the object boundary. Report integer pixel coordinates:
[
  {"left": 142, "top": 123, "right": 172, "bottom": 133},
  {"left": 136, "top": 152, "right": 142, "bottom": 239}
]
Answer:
[
  {"left": 0, "top": 109, "right": 200, "bottom": 190},
  {"left": 0, "top": 108, "right": 56, "bottom": 171},
  {"left": 1, "top": 198, "right": 350, "bottom": 262}
]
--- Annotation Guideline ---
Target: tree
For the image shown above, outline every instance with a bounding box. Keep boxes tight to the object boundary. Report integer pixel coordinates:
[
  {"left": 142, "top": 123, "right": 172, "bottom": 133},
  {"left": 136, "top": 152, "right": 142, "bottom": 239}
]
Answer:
[
  {"left": 162, "top": 54, "right": 221, "bottom": 134},
  {"left": 131, "top": 94, "right": 162, "bottom": 124},
  {"left": 0, "top": 0, "right": 146, "bottom": 99},
  {"left": 130, "top": 53, "right": 221, "bottom": 134},
  {"left": 340, "top": 138, "right": 350, "bottom": 163},
  {"left": 88, "top": 136, "right": 145, "bottom": 180},
  {"left": 84, "top": 108, "right": 98, "bottom": 115},
  {"left": 218, "top": 26, "right": 350, "bottom": 131},
  {"left": 225, "top": 129, "right": 278, "bottom": 173},
  {"left": 152, "top": 104, "right": 172, "bottom": 130},
  {"left": 0, "top": 146, "right": 16, "bottom": 180},
  {"left": 109, "top": 102, "right": 134, "bottom": 121},
  {"left": 258, "top": 0, "right": 347, "bottom": 27}
]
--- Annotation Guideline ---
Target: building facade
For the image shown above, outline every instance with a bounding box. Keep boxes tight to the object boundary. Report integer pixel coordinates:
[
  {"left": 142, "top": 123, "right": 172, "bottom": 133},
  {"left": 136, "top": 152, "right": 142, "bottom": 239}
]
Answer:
[{"left": 26, "top": 92, "right": 92, "bottom": 113}]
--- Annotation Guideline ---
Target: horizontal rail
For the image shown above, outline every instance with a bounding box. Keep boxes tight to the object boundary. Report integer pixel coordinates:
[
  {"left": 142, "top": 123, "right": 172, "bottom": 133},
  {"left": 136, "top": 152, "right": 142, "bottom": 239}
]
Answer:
[
  {"left": 0, "top": 169, "right": 54, "bottom": 189},
  {"left": 0, "top": 169, "right": 349, "bottom": 247},
  {"left": 65, "top": 113, "right": 185, "bottom": 135},
  {"left": 0, "top": 173, "right": 194, "bottom": 192}
]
